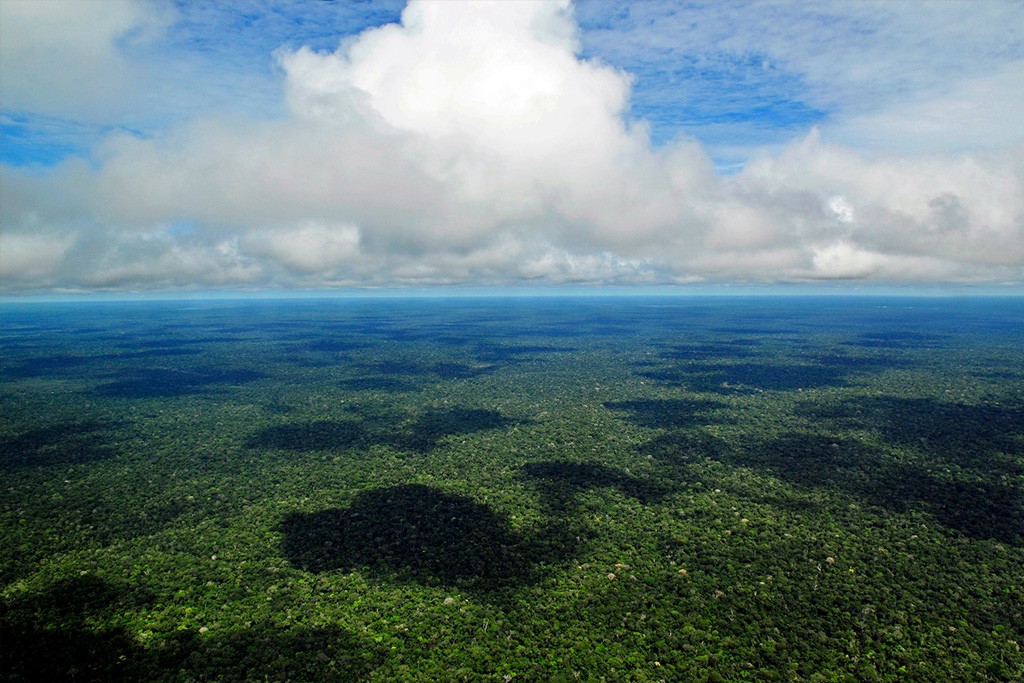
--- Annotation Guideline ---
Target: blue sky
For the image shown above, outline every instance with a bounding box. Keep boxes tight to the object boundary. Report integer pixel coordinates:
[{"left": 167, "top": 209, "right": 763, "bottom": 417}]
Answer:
[
  {"left": 1, "top": 0, "right": 1022, "bottom": 294},
  {"left": 0, "top": 0, "right": 833, "bottom": 171}
]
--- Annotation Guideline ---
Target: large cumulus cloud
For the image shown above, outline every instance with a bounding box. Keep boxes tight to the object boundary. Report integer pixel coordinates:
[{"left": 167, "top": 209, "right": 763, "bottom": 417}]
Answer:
[{"left": 1, "top": 0, "right": 1022, "bottom": 293}]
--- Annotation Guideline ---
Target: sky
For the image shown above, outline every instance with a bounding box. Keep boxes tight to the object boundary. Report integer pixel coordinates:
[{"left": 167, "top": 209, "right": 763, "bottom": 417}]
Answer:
[{"left": 1, "top": 0, "right": 1023, "bottom": 295}]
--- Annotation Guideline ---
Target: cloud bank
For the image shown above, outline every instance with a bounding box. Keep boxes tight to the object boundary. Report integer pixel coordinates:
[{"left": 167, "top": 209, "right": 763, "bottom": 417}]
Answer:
[{"left": 1, "top": 0, "right": 1022, "bottom": 293}]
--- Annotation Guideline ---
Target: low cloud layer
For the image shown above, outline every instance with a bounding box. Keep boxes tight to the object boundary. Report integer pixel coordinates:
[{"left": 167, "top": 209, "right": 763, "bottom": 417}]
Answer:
[{"left": 1, "top": 0, "right": 1022, "bottom": 293}]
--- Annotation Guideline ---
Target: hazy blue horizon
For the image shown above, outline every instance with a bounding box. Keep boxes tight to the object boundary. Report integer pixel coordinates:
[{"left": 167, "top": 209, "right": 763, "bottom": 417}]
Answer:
[{"left": 5, "top": 284, "right": 1024, "bottom": 305}]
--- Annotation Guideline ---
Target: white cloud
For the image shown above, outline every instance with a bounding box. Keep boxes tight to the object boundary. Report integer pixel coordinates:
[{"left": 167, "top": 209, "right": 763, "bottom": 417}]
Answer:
[
  {"left": 0, "top": 232, "right": 74, "bottom": 282},
  {"left": 737, "top": 130, "right": 1024, "bottom": 270},
  {"left": 76, "top": 234, "right": 262, "bottom": 290},
  {"left": 0, "top": 0, "right": 171, "bottom": 118},
  {"left": 242, "top": 222, "right": 361, "bottom": 274},
  {"left": 275, "top": 0, "right": 688, "bottom": 251},
  {"left": 1, "top": 0, "right": 1022, "bottom": 293},
  {"left": 575, "top": 0, "right": 1024, "bottom": 157},
  {"left": 828, "top": 60, "right": 1024, "bottom": 155}
]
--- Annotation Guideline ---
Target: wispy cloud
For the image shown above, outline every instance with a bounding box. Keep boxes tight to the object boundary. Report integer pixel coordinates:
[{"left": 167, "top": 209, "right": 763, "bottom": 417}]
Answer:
[{"left": 576, "top": 0, "right": 1024, "bottom": 160}]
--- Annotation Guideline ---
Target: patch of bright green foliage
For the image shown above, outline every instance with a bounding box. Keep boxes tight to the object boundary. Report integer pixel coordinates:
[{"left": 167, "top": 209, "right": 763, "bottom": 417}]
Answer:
[{"left": 1, "top": 297, "right": 1022, "bottom": 682}]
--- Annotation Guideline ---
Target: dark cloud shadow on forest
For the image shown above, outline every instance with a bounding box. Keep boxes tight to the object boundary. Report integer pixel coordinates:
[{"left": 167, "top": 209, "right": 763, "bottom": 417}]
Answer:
[
  {"left": 359, "top": 359, "right": 425, "bottom": 375},
  {"left": 357, "top": 318, "right": 487, "bottom": 346},
  {"left": 339, "top": 376, "right": 421, "bottom": 392},
  {"left": 806, "top": 350, "right": 912, "bottom": 371},
  {"left": 797, "top": 396, "right": 1024, "bottom": 544},
  {"left": 604, "top": 398, "right": 730, "bottom": 430},
  {"left": 115, "top": 337, "right": 204, "bottom": 349},
  {"left": 473, "top": 344, "right": 570, "bottom": 364},
  {"left": 285, "top": 337, "right": 368, "bottom": 367},
  {"left": 522, "top": 461, "right": 672, "bottom": 513},
  {"left": 637, "top": 422, "right": 1023, "bottom": 545},
  {"left": 638, "top": 363, "right": 850, "bottom": 393},
  {"left": 280, "top": 485, "right": 578, "bottom": 598},
  {"left": 2, "top": 354, "right": 100, "bottom": 379},
  {"left": 635, "top": 348, "right": 912, "bottom": 395},
  {"left": 736, "top": 432, "right": 1023, "bottom": 546},
  {"left": 247, "top": 420, "right": 368, "bottom": 452},
  {"left": 0, "top": 574, "right": 381, "bottom": 682},
  {"left": 798, "top": 396, "right": 1024, "bottom": 472},
  {"left": 711, "top": 326, "right": 790, "bottom": 336},
  {"left": 637, "top": 430, "right": 733, "bottom": 466},
  {"left": 2, "top": 347, "right": 221, "bottom": 381},
  {"left": 843, "top": 330, "right": 947, "bottom": 349},
  {"left": 355, "top": 359, "right": 496, "bottom": 381},
  {"left": 0, "top": 574, "right": 153, "bottom": 683},
  {"left": 400, "top": 407, "right": 515, "bottom": 453},
  {"left": 432, "top": 362, "right": 495, "bottom": 380},
  {"left": 378, "top": 327, "right": 449, "bottom": 343},
  {"left": 115, "top": 348, "right": 203, "bottom": 360},
  {"left": 503, "top": 326, "right": 586, "bottom": 339},
  {"left": 153, "top": 624, "right": 382, "bottom": 682},
  {"left": 972, "top": 369, "right": 1024, "bottom": 381},
  {"left": 247, "top": 407, "right": 519, "bottom": 455},
  {"left": 657, "top": 343, "right": 759, "bottom": 361},
  {"left": 93, "top": 367, "right": 264, "bottom": 398},
  {"left": 1, "top": 421, "right": 122, "bottom": 470},
  {"left": 303, "top": 338, "right": 368, "bottom": 353}
]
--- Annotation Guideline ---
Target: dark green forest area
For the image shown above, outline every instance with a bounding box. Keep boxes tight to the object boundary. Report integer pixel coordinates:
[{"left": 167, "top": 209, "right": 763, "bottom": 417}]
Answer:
[{"left": 1, "top": 297, "right": 1022, "bottom": 682}]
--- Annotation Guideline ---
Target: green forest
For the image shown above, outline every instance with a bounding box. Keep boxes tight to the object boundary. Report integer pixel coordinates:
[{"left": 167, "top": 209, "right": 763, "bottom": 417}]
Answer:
[{"left": 1, "top": 297, "right": 1021, "bottom": 682}]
